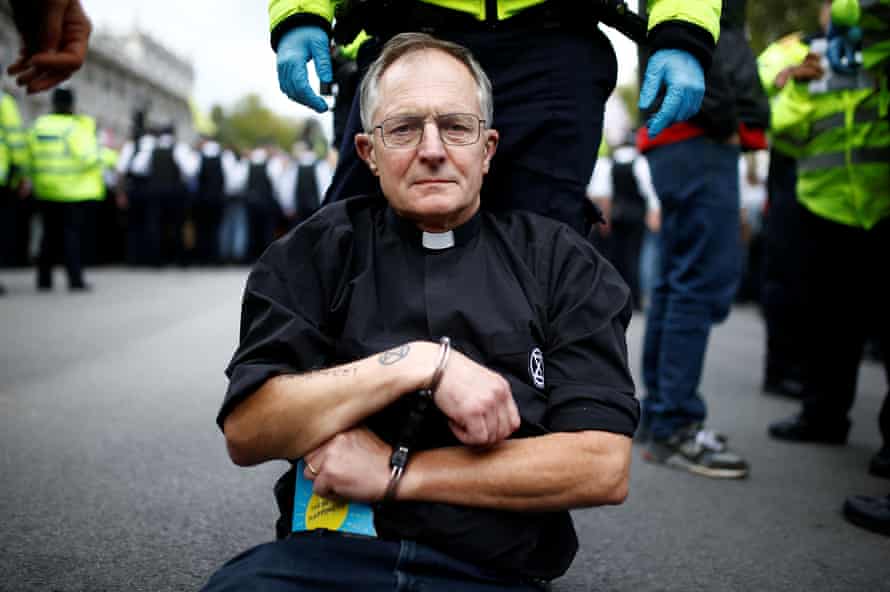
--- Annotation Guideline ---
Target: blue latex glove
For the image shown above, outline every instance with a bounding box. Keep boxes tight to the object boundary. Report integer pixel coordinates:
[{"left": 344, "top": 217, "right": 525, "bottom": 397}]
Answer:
[
  {"left": 276, "top": 26, "right": 333, "bottom": 113},
  {"left": 639, "top": 49, "right": 705, "bottom": 139}
]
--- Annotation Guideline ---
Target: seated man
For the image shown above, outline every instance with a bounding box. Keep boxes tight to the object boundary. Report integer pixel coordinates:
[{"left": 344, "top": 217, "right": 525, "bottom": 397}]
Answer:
[{"left": 205, "top": 33, "right": 638, "bottom": 591}]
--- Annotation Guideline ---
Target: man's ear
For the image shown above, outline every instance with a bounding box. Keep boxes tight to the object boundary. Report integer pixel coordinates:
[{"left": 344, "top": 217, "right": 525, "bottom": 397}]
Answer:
[
  {"left": 482, "top": 129, "right": 499, "bottom": 174},
  {"left": 355, "top": 133, "right": 378, "bottom": 175}
]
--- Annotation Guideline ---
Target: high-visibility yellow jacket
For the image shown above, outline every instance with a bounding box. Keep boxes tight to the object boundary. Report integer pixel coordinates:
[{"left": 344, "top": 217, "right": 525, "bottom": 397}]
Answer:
[
  {"left": 0, "top": 93, "right": 28, "bottom": 187},
  {"left": 757, "top": 33, "right": 812, "bottom": 158},
  {"left": 769, "top": 0, "right": 889, "bottom": 229},
  {"left": 771, "top": 72, "right": 888, "bottom": 229},
  {"left": 28, "top": 113, "right": 104, "bottom": 202},
  {"left": 269, "top": 0, "right": 721, "bottom": 49}
]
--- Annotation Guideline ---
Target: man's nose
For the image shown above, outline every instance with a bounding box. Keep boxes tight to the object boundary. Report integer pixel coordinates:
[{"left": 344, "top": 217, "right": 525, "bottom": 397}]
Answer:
[{"left": 417, "top": 120, "right": 446, "bottom": 163}]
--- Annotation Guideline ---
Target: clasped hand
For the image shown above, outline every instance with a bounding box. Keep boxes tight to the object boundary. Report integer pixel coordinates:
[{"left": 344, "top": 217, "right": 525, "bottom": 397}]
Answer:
[{"left": 302, "top": 346, "right": 521, "bottom": 501}]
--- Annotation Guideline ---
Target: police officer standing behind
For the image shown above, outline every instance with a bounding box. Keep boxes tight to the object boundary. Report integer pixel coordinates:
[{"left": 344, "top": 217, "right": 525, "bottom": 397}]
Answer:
[
  {"left": 27, "top": 87, "right": 103, "bottom": 291},
  {"left": 269, "top": 0, "right": 720, "bottom": 235}
]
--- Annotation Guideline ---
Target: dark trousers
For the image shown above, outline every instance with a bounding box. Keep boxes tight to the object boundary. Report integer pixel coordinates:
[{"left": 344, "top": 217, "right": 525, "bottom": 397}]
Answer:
[
  {"left": 192, "top": 200, "right": 222, "bottom": 264},
  {"left": 127, "top": 188, "right": 161, "bottom": 266},
  {"left": 0, "top": 186, "right": 18, "bottom": 267},
  {"left": 797, "top": 208, "right": 890, "bottom": 445},
  {"left": 36, "top": 200, "right": 87, "bottom": 288},
  {"left": 641, "top": 138, "right": 742, "bottom": 439},
  {"left": 760, "top": 150, "right": 806, "bottom": 385},
  {"left": 202, "top": 532, "right": 544, "bottom": 592},
  {"left": 327, "top": 27, "right": 616, "bottom": 236},
  {"left": 603, "top": 220, "right": 646, "bottom": 310}
]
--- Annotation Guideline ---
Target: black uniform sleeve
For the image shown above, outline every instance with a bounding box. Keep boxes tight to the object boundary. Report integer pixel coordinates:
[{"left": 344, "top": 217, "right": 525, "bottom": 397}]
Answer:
[
  {"left": 648, "top": 21, "right": 716, "bottom": 73},
  {"left": 217, "top": 216, "right": 351, "bottom": 428},
  {"left": 270, "top": 13, "right": 332, "bottom": 51},
  {"left": 542, "top": 227, "right": 639, "bottom": 436}
]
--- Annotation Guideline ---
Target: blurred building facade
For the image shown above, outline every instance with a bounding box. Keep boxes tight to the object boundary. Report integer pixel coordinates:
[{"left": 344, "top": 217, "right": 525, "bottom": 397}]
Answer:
[{"left": 0, "top": 0, "right": 195, "bottom": 145}]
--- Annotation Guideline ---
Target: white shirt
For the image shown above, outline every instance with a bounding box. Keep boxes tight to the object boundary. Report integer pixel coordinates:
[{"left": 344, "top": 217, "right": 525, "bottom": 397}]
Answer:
[
  {"left": 587, "top": 146, "right": 661, "bottom": 212},
  {"left": 117, "top": 133, "right": 199, "bottom": 184},
  {"left": 196, "top": 141, "right": 245, "bottom": 196},
  {"left": 274, "top": 152, "right": 333, "bottom": 216}
]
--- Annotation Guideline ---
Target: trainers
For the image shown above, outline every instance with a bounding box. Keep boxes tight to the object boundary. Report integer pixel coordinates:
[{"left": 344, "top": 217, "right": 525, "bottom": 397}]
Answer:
[{"left": 643, "top": 424, "right": 749, "bottom": 479}]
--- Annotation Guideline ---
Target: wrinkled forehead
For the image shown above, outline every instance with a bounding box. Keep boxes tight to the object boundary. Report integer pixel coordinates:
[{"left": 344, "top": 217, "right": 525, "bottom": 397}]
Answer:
[{"left": 375, "top": 49, "right": 481, "bottom": 118}]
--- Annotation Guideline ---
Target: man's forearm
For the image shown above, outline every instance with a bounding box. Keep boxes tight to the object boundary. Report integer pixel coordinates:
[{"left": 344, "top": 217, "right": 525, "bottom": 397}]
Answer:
[
  {"left": 224, "top": 341, "right": 439, "bottom": 465},
  {"left": 396, "top": 431, "right": 632, "bottom": 511}
]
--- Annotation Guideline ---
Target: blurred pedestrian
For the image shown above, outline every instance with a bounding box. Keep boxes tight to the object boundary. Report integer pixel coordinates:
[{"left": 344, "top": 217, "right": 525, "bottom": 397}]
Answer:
[
  {"left": 587, "top": 132, "right": 660, "bottom": 311},
  {"left": 117, "top": 126, "right": 197, "bottom": 266},
  {"left": 218, "top": 148, "right": 249, "bottom": 264},
  {"left": 756, "top": 4, "right": 831, "bottom": 399},
  {"left": 269, "top": 0, "right": 720, "bottom": 235},
  {"left": 636, "top": 0, "right": 770, "bottom": 479},
  {"left": 244, "top": 142, "right": 285, "bottom": 261},
  {"left": 767, "top": 0, "right": 889, "bottom": 475},
  {"left": 27, "top": 87, "right": 102, "bottom": 291},
  {"left": 0, "top": 89, "right": 29, "bottom": 296},
  {"left": 274, "top": 140, "right": 332, "bottom": 232},
  {"left": 192, "top": 136, "right": 233, "bottom": 265}
]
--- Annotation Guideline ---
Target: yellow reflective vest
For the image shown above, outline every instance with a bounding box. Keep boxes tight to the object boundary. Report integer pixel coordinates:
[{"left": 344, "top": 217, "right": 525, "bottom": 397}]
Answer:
[
  {"left": 269, "top": 0, "right": 721, "bottom": 43},
  {"left": 0, "top": 93, "right": 28, "bottom": 187},
  {"left": 28, "top": 113, "right": 104, "bottom": 202},
  {"left": 770, "top": 40, "right": 889, "bottom": 229}
]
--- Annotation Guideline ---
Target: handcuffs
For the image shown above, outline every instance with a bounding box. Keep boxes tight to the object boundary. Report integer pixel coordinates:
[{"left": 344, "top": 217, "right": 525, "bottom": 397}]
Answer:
[{"left": 382, "top": 336, "right": 451, "bottom": 502}]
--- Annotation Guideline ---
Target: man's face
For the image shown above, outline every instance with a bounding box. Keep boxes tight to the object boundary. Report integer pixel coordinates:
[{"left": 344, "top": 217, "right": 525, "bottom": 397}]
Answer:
[{"left": 356, "top": 49, "right": 498, "bottom": 231}]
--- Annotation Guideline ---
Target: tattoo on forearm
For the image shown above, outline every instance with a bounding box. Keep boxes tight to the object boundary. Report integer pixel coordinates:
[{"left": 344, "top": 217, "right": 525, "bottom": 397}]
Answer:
[
  {"left": 379, "top": 345, "right": 410, "bottom": 366},
  {"left": 288, "top": 366, "right": 359, "bottom": 381}
]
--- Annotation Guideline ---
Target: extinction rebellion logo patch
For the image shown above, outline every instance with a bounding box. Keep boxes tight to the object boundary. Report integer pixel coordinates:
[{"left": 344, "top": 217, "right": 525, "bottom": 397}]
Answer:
[{"left": 529, "top": 347, "right": 545, "bottom": 389}]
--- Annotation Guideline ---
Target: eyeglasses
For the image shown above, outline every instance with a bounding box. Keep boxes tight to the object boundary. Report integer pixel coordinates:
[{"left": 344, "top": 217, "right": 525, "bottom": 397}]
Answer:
[{"left": 373, "top": 113, "right": 485, "bottom": 148}]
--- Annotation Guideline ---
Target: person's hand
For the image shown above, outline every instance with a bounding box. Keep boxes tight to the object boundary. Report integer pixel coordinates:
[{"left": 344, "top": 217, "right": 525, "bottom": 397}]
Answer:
[
  {"left": 775, "top": 53, "right": 825, "bottom": 89},
  {"left": 276, "top": 26, "right": 332, "bottom": 113},
  {"left": 639, "top": 49, "right": 705, "bottom": 139},
  {"left": 17, "top": 178, "right": 31, "bottom": 199},
  {"left": 7, "top": 0, "right": 92, "bottom": 94},
  {"left": 432, "top": 349, "right": 520, "bottom": 447},
  {"left": 303, "top": 427, "right": 392, "bottom": 503}
]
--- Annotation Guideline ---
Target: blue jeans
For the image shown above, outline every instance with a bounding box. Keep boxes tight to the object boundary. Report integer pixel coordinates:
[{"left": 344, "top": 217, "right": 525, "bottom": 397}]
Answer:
[
  {"left": 641, "top": 138, "right": 741, "bottom": 440},
  {"left": 201, "top": 531, "right": 545, "bottom": 591},
  {"left": 219, "top": 201, "right": 248, "bottom": 263}
]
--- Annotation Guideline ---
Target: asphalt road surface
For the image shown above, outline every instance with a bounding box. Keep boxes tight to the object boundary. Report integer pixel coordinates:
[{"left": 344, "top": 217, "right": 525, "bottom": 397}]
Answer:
[{"left": 1, "top": 268, "right": 888, "bottom": 591}]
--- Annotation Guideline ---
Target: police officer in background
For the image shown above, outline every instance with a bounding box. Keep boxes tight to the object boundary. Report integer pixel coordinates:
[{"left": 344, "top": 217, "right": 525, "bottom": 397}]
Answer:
[
  {"left": 244, "top": 140, "right": 286, "bottom": 261},
  {"left": 761, "top": 0, "right": 890, "bottom": 537},
  {"left": 27, "top": 87, "right": 103, "bottom": 291},
  {"left": 193, "top": 135, "right": 227, "bottom": 265},
  {"left": 0, "top": 88, "right": 29, "bottom": 296},
  {"left": 269, "top": 0, "right": 720, "bottom": 236}
]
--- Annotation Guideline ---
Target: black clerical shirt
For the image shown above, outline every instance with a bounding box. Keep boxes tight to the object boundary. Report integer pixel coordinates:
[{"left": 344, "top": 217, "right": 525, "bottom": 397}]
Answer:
[{"left": 220, "top": 194, "right": 638, "bottom": 580}]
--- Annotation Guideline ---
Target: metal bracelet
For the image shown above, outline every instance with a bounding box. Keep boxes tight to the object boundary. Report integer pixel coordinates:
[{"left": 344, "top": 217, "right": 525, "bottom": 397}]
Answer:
[{"left": 424, "top": 336, "right": 451, "bottom": 397}]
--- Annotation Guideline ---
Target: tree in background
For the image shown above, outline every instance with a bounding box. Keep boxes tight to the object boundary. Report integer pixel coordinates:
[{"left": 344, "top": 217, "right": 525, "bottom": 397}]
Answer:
[
  {"left": 210, "top": 94, "right": 325, "bottom": 156},
  {"left": 746, "top": 0, "right": 821, "bottom": 55}
]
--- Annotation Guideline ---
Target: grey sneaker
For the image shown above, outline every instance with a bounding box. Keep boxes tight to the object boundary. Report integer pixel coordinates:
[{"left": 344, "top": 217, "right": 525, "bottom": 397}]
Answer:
[{"left": 643, "top": 425, "right": 749, "bottom": 479}]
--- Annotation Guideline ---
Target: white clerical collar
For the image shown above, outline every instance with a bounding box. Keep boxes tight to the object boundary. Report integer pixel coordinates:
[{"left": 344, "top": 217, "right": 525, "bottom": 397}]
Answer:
[{"left": 421, "top": 230, "right": 455, "bottom": 250}]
